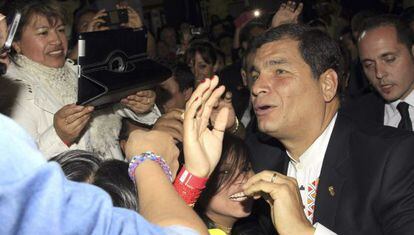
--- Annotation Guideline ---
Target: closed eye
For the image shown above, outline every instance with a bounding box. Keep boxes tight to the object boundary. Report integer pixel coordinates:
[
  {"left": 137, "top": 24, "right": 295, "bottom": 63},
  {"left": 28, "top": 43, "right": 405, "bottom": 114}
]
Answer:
[
  {"left": 363, "top": 61, "right": 374, "bottom": 69},
  {"left": 275, "top": 69, "right": 287, "bottom": 75},
  {"left": 384, "top": 56, "right": 396, "bottom": 63},
  {"left": 37, "top": 30, "right": 48, "bottom": 36}
]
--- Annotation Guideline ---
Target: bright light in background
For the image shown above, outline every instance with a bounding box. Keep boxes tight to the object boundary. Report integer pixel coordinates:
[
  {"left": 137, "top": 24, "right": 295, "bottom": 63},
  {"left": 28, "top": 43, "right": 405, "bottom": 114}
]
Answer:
[{"left": 253, "top": 9, "right": 261, "bottom": 17}]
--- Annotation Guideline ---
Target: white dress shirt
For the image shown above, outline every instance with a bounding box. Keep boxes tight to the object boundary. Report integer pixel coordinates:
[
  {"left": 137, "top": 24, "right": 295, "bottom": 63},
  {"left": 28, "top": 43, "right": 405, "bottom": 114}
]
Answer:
[
  {"left": 384, "top": 90, "right": 414, "bottom": 131},
  {"left": 286, "top": 114, "right": 338, "bottom": 235}
]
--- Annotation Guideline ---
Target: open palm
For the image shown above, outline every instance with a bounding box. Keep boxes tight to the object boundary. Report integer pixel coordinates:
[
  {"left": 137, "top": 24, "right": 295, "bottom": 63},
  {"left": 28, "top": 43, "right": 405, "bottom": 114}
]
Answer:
[{"left": 183, "top": 76, "right": 229, "bottom": 177}]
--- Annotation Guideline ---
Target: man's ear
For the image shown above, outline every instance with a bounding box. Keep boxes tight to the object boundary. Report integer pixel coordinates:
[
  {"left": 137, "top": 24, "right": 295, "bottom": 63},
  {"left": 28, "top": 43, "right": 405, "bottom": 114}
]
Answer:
[
  {"left": 12, "top": 41, "right": 21, "bottom": 53},
  {"left": 183, "top": 87, "right": 194, "bottom": 101},
  {"left": 319, "top": 68, "right": 338, "bottom": 102}
]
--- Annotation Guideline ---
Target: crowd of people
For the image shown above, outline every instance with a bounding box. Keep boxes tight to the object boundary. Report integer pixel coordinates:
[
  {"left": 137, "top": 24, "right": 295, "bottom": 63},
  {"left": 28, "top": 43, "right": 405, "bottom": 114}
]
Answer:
[{"left": 1, "top": 0, "right": 414, "bottom": 234}]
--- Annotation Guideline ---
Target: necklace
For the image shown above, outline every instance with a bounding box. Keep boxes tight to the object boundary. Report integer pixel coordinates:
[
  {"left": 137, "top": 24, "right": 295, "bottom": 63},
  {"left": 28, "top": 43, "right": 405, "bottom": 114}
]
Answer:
[{"left": 213, "top": 222, "right": 232, "bottom": 235}]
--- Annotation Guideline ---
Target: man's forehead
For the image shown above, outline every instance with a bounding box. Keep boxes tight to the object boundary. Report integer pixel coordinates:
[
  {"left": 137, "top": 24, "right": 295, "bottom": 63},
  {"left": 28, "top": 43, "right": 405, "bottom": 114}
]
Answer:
[
  {"left": 253, "top": 39, "right": 300, "bottom": 66},
  {"left": 359, "top": 25, "right": 398, "bottom": 44},
  {"left": 358, "top": 25, "right": 409, "bottom": 58}
]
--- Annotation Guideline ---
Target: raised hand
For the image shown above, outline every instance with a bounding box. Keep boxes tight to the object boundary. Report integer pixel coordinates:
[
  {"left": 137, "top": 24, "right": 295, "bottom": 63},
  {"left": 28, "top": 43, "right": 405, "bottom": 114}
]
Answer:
[
  {"left": 86, "top": 9, "right": 110, "bottom": 32},
  {"left": 54, "top": 104, "right": 94, "bottom": 145},
  {"left": 117, "top": 5, "right": 143, "bottom": 29},
  {"left": 271, "top": 1, "right": 303, "bottom": 28},
  {"left": 183, "top": 76, "right": 229, "bottom": 177},
  {"left": 121, "top": 90, "right": 156, "bottom": 114}
]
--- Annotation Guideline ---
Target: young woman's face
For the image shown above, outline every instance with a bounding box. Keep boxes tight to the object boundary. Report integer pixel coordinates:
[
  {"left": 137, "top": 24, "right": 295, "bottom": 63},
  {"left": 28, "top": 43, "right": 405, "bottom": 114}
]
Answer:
[
  {"left": 14, "top": 14, "right": 68, "bottom": 68},
  {"left": 205, "top": 162, "right": 254, "bottom": 224},
  {"left": 190, "top": 52, "right": 214, "bottom": 85}
]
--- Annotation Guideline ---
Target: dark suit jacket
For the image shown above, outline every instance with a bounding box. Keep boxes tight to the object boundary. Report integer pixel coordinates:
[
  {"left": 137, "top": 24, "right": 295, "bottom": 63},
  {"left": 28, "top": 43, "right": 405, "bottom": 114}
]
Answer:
[
  {"left": 245, "top": 111, "right": 414, "bottom": 234},
  {"left": 299, "top": 113, "right": 414, "bottom": 234},
  {"left": 342, "top": 91, "right": 385, "bottom": 127}
]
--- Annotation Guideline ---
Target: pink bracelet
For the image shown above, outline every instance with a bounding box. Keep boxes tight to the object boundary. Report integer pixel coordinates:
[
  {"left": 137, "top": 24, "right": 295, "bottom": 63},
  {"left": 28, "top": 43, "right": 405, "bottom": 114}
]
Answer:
[{"left": 128, "top": 152, "right": 173, "bottom": 183}]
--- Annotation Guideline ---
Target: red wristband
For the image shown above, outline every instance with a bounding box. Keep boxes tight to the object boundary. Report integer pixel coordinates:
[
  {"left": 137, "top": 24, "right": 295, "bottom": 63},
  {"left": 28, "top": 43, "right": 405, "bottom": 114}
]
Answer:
[
  {"left": 174, "top": 166, "right": 209, "bottom": 206},
  {"left": 175, "top": 166, "right": 208, "bottom": 189}
]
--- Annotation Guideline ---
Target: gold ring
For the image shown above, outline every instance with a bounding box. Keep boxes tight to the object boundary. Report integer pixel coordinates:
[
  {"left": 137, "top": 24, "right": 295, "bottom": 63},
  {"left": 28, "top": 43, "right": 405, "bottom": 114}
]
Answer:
[{"left": 270, "top": 173, "right": 277, "bottom": 183}]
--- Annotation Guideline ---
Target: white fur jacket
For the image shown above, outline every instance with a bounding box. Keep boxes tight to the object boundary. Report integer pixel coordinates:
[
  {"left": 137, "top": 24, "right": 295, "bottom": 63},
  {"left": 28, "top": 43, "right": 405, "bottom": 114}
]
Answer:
[{"left": 3, "top": 57, "right": 160, "bottom": 160}]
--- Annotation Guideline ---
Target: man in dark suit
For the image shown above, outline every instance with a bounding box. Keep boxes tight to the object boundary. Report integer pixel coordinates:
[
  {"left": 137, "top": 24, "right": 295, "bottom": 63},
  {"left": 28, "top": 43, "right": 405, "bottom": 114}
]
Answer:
[
  {"left": 344, "top": 15, "right": 414, "bottom": 131},
  {"left": 242, "top": 24, "right": 414, "bottom": 234}
]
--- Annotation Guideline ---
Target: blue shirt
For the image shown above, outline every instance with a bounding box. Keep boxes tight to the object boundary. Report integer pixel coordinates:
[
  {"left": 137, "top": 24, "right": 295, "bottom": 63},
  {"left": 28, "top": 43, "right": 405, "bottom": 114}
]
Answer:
[{"left": 0, "top": 114, "right": 198, "bottom": 235}]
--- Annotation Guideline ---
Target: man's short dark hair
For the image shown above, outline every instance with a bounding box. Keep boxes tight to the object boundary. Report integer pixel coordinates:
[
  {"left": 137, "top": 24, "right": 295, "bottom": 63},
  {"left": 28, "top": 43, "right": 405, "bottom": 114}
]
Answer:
[
  {"left": 250, "top": 24, "right": 346, "bottom": 96},
  {"left": 358, "top": 14, "right": 414, "bottom": 51}
]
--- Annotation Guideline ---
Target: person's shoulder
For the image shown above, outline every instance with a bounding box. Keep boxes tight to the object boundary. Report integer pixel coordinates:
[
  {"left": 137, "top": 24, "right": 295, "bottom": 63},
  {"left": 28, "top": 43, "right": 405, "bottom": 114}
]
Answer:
[
  {"left": 344, "top": 113, "right": 414, "bottom": 145},
  {"left": 343, "top": 92, "right": 384, "bottom": 110}
]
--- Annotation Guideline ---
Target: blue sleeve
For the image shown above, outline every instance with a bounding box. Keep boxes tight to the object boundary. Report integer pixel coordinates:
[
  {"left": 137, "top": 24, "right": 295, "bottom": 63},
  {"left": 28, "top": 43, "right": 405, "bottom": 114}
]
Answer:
[{"left": 0, "top": 114, "right": 198, "bottom": 235}]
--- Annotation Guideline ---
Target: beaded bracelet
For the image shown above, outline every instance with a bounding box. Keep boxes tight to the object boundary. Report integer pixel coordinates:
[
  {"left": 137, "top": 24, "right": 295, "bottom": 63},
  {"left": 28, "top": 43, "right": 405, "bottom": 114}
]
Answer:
[{"left": 128, "top": 151, "right": 173, "bottom": 183}]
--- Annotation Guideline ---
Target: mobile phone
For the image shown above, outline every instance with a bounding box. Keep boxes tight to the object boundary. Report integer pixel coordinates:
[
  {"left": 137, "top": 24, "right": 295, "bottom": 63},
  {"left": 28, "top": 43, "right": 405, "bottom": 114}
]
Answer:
[
  {"left": 101, "top": 8, "right": 129, "bottom": 27},
  {"left": 0, "top": 11, "right": 21, "bottom": 55},
  {"left": 0, "top": 11, "right": 21, "bottom": 75}
]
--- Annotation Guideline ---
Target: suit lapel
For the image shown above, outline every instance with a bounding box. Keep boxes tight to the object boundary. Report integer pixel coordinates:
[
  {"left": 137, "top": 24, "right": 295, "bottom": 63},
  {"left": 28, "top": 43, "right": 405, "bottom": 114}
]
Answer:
[
  {"left": 313, "top": 114, "right": 352, "bottom": 228},
  {"left": 373, "top": 93, "right": 385, "bottom": 125}
]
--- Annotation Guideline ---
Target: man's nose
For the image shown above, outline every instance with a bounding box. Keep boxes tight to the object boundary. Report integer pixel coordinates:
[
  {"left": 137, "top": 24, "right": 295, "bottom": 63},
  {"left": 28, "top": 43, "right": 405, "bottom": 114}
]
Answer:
[
  {"left": 251, "top": 74, "right": 269, "bottom": 98},
  {"left": 375, "top": 63, "right": 388, "bottom": 79}
]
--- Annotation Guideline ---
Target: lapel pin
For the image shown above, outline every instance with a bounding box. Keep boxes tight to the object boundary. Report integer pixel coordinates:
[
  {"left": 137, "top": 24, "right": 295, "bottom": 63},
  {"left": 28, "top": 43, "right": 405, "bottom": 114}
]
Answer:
[{"left": 328, "top": 186, "right": 335, "bottom": 197}]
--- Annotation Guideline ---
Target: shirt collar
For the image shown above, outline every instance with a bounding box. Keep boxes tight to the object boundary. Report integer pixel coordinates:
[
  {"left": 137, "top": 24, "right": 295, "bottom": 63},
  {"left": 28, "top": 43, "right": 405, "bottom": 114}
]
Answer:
[
  {"left": 386, "top": 90, "right": 414, "bottom": 116},
  {"left": 287, "top": 113, "right": 338, "bottom": 167}
]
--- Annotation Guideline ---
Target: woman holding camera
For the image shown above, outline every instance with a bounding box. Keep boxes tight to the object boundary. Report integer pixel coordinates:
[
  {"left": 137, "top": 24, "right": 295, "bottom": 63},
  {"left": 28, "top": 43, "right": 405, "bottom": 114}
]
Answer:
[{"left": 1, "top": 0, "right": 159, "bottom": 159}]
